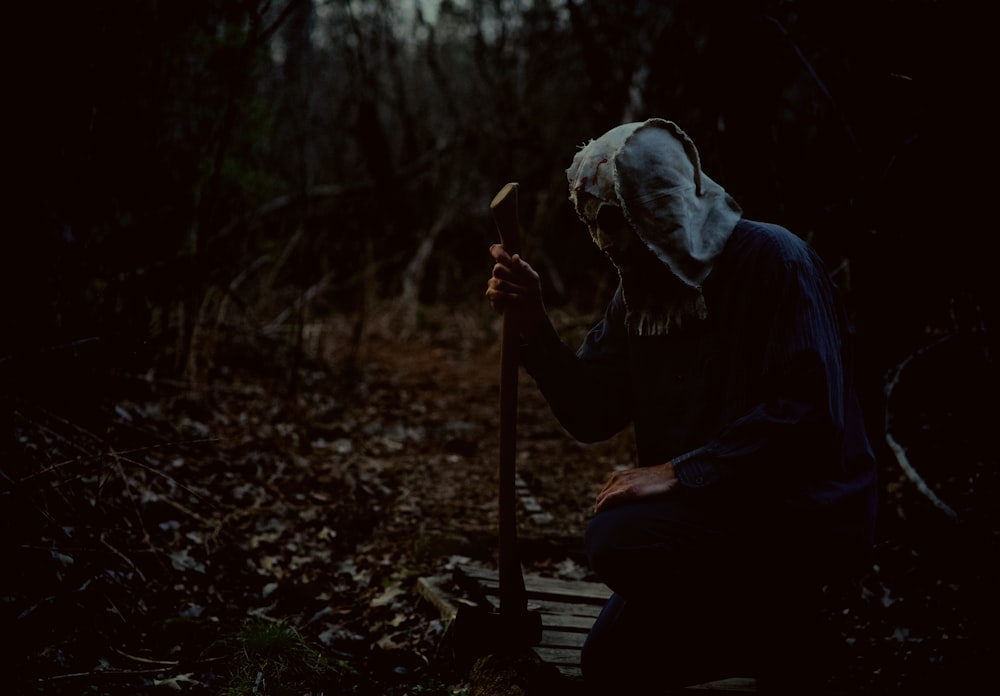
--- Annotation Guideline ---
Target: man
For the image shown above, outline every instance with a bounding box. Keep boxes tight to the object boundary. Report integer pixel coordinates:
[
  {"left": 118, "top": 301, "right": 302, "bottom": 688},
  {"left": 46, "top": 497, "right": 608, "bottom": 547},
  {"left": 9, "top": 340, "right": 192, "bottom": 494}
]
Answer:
[{"left": 485, "top": 119, "right": 877, "bottom": 694}]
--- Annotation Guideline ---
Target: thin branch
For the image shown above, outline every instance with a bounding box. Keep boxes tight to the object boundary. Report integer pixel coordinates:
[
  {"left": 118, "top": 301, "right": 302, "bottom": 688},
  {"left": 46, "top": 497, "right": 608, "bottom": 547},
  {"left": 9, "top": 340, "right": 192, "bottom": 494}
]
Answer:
[
  {"left": 154, "top": 494, "right": 216, "bottom": 527},
  {"left": 39, "top": 651, "right": 230, "bottom": 682},
  {"left": 113, "top": 454, "right": 218, "bottom": 507},
  {"left": 112, "top": 648, "right": 180, "bottom": 666},
  {"left": 106, "top": 450, "right": 153, "bottom": 544},
  {"left": 41, "top": 668, "right": 164, "bottom": 682},
  {"left": 764, "top": 15, "right": 858, "bottom": 149},
  {"left": 100, "top": 532, "right": 148, "bottom": 583},
  {"left": 255, "top": 0, "right": 304, "bottom": 48},
  {"left": 20, "top": 439, "right": 220, "bottom": 482},
  {"left": 883, "top": 334, "right": 960, "bottom": 519},
  {"left": 261, "top": 247, "right": 411, "bottom": 333}
]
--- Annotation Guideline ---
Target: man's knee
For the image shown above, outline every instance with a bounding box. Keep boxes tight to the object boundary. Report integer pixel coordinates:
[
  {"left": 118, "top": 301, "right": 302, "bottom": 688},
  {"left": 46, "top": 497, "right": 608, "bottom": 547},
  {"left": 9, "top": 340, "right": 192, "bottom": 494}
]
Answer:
[
  {"left": 583, "top": 506, "right": 658, "bottom": 590},
  {"left": 584, "top": 499, "right": 720, "bottom": 594},
  {"left": 583, "top": 510, "right": 618, "bottom": 582}
]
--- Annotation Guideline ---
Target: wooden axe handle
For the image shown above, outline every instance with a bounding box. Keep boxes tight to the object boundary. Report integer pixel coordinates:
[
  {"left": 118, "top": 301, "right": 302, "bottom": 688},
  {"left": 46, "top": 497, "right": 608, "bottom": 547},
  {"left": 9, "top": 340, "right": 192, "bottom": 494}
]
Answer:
[{"left": 490, "top": 182, "right": 528, "bottom": 616}]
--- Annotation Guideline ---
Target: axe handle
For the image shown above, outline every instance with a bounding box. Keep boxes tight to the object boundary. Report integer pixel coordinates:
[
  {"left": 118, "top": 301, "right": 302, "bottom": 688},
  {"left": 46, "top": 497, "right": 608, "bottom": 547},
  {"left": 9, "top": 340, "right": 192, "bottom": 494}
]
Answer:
[{"left": 490, "top": 182, "right": 528, "bottom": 616}]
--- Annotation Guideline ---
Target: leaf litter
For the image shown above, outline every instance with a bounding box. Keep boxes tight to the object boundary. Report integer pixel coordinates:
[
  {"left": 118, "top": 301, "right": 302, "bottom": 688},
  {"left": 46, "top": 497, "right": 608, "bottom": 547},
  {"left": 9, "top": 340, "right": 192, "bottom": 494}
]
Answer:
[{"left": 3, "top": 309, "right": 996, "bottom": 694}]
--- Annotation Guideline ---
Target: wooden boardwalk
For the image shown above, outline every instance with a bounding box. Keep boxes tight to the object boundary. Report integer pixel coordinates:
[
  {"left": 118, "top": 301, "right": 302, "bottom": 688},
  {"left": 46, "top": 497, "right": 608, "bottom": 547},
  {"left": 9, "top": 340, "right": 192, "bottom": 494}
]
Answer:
[{"left": 417, "top": 562, "right": 757, "bottom": 693}]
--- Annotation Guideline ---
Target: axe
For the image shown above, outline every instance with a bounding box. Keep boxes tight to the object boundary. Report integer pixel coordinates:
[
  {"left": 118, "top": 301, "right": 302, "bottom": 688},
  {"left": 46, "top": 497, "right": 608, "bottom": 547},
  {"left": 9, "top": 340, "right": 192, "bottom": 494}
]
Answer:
[{"left": 451, "top": 182, "right": 542, "bottom": 660}]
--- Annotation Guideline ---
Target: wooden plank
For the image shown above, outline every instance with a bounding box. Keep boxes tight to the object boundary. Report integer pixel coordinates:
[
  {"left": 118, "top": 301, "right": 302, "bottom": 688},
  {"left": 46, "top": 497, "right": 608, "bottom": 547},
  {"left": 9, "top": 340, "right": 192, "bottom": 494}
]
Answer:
[
  {"left": 534, "top": 646, "right": 584, "bottom": 666},
  {"left": 419, "top": 571, "right": 601, "bottom": 633},
  {"left": 415, "top": 575, "right": 460, "bottom": 622},
  {"left": 515, "top": 474, "right": 553, "bottom": 523},
  {"left": 540, "top": 629, "right": 587, "bottom": 649},
  {"left": 419, "top": 567, "right": 756, "bottom": 694},
  {"left": 683, "top": 678, "right": 757, "bottom": 692},
  {"left": 554, "top": 664, "right": 582, "bottom": 679},
  {"left": 477, "top": 593, "right": 604, "bottom": 620},
  {"left": 457, "top": 563, "right": 611, "bottom": 604},
  {"left": 458, "top": 562, "right": 610, "bottom": 600},
  {"left": 536, "top": 613, "right": 597, "bottom": 630}
]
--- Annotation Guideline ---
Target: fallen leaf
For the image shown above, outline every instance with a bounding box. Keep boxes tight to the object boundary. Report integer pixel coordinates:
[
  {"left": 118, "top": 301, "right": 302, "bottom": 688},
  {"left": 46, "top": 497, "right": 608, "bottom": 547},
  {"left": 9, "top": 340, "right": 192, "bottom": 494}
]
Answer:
[
  {"left": 153, "top": 673, "right": 202, "bottom": 690},
  {"left": 370, "top": 583, "right": 404, "bottom": 608}
]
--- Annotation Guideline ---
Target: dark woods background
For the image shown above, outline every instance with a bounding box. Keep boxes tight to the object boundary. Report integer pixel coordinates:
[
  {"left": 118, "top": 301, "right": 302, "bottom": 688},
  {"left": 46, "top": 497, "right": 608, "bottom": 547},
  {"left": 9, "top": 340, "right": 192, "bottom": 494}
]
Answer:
[
  {"left": 4, "top": 0, "right": 997, "bottom": 690},
  {"left": 11, "top": 0, "right": 995, "bottom": 384}
]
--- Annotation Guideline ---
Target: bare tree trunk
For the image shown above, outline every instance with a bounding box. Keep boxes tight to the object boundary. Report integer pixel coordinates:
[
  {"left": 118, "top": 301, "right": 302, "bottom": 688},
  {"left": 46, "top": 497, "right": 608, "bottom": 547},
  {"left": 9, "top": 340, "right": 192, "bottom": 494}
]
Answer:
[{"left": 393, "top": 208, "right": 456, "bottom": 335}]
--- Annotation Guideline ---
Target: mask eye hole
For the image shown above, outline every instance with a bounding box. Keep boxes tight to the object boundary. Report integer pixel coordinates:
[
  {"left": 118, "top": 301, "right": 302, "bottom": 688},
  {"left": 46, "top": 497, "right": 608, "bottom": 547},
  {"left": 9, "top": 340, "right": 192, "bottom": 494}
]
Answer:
[
  {"left": 594, "top": 207, "right": 631, "bottom": 253},
  {"left": 596, "top": 206, "right": 627, "bottom": 235}
]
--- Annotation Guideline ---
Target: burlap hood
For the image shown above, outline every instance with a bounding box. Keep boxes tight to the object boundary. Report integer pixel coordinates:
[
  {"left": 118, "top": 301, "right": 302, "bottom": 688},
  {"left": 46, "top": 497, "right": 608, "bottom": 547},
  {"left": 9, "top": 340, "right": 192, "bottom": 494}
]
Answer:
[{"left": 566, "top": 119, "right": 743, "bottom": 333}]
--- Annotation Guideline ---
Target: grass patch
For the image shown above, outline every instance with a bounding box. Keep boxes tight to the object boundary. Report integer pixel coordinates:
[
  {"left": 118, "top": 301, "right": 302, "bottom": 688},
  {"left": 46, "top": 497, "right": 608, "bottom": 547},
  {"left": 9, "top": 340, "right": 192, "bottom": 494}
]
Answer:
[{"left": 219, "top": 618, "right": 354, "bottom": 696}]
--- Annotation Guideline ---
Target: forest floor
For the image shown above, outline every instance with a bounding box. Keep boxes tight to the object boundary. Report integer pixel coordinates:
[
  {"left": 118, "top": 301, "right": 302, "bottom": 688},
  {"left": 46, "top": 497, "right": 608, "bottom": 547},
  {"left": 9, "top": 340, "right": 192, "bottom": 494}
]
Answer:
[{"left": 3, "top": 304, "right": 997, "bottom": 695}]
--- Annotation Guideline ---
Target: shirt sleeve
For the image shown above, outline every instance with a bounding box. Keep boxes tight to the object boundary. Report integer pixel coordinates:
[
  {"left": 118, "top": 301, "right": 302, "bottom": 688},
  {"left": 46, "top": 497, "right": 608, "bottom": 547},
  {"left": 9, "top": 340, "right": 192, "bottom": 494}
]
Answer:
[
  {"left": 672, "top": 254, "right": 847, "bottom": 490},
  {"left": 520, "top": 286, "right": 633, "bottom": 443}
]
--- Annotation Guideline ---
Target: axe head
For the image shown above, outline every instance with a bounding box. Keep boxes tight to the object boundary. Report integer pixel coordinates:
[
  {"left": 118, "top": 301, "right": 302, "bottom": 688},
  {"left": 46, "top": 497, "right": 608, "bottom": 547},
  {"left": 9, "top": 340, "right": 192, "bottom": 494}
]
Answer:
[
  {"left": 490, "top": 181, "right": 522, "bottom": 255},
  {"left": 449, "top": 604, "right": 543, "bottom": 664}
]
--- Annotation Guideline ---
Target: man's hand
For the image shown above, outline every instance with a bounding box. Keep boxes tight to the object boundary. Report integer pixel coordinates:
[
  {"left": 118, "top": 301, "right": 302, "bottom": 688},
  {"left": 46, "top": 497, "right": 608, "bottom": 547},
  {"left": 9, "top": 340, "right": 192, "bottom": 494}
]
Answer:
[
  {"left": 594, "top": 462, "right": 678, "bottom": 513},
  {"left": 485, "top": 244, "right": 547, "bottom": 339}
]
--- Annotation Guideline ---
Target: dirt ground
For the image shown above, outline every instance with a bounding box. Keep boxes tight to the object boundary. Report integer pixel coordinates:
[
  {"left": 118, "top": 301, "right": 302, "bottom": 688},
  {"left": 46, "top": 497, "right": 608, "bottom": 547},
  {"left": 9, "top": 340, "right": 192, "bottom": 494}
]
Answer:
[{"left": 4, "top": 305, "right": 997, "bottom": 694}]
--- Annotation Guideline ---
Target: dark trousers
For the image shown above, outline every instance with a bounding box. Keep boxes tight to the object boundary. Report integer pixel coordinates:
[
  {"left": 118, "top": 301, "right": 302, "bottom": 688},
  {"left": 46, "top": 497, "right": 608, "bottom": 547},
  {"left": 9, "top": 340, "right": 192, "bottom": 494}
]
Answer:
[{"left": 580, "top": 492, "right": 841, "bottom": 695}]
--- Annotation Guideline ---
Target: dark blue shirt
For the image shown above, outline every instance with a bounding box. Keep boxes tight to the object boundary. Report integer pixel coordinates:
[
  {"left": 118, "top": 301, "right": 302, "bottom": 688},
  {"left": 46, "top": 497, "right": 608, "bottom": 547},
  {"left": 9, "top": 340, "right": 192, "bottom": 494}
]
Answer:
[{"left": 522, "top": 219, "right": 877, "bottom": 542}]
